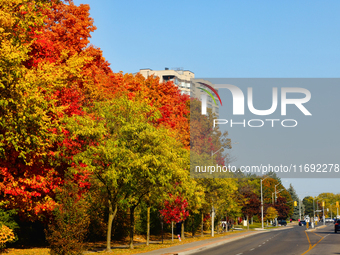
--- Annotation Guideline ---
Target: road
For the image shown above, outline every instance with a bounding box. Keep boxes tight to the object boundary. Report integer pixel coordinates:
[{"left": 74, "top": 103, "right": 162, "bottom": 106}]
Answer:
[{"left": 192, "top": 224, "right": 338, "bottom": 255}]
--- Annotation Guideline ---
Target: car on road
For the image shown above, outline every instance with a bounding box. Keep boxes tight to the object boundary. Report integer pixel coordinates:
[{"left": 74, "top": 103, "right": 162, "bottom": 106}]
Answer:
[
  {"left": 335, "top": 219, "right": 340, "bottom": 233},
  {"left": 325, "top": 218, "right": 333, "bottom": 223},
  {"left": 278, "top": 220, "right": 287, "bottom": 226},
  {"left": 299, "top": 220, "right": 307, "bottom": 226}
]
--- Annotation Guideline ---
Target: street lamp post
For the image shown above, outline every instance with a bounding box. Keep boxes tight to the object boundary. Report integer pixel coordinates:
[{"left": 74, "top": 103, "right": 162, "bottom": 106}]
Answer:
[
  {"left": 211, "top": 147, "right": 224, "bottom": 163},
  {"left": 261, "top": 176, "right": 269, "bottom": 229},
  {"left": 274, "top": 184, "right": 280, "bottom": 203}
]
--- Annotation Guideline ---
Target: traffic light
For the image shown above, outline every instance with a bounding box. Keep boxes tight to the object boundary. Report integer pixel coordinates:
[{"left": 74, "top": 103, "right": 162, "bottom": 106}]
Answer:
[
  {"left": 294, "top": 201, "right": 297, "bottom": 206},
  {"left": 322, "top": 201, "right": 325, "bottom": 207},
  {"left": 336, "top": 201, "right": 339, "bottom": 208}
]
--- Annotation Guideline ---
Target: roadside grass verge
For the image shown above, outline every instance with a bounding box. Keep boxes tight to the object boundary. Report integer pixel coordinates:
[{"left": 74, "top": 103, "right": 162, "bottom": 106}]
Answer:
[{"left": 4, "top": 230, "right": 248, "bottom": 255}]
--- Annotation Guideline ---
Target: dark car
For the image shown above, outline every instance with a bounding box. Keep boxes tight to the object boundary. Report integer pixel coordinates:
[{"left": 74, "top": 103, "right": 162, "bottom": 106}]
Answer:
[
  {"left": 278, "top": 220, "right": 287, "bottom": 226},
  {"left": 299, "top": 220, "right": 307, "bottom": 226},
  {"left": 335, "top": 219, "right": 340, "bottom": 233}
]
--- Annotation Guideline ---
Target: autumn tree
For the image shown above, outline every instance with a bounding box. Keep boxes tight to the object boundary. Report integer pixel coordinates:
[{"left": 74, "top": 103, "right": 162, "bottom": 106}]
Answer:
[
  {"left": 315, "top": 193, "right": 340, "bottom": 218},
  {"left": 66, "top": 96, "right": 190, "bottom": 251},
  {"left": 241, "top": 191, "right": 260, "bottom": 223},
  {"left": 190, "top": 99, "right": 231, "bottom": 168},
  {"left": 302, "top": 196, "right": 314, "bottom": 217},
  {"left": 159, "top": 194, "right": 189, "bottom": 240},
  {"left": 0, "top": 0, "right": 95, "bottom": 219},
  {"left": 265, "top": 207, "right": 278, "bottom": 222},
  {"left": 287, "top": 184, "right": 299, "bottom": 220},
  {"left": 274, "top": 197, "right": 290, "bottom": 220}
]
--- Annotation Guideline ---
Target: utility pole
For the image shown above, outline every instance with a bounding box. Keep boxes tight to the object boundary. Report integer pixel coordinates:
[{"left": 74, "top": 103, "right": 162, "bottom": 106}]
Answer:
[
  {"left": 261, "top": 176, "right": 269, "bottom": 229},
  {"left": 323, "top": 201, "right": 325, "bottom": 225},
  {"left": 211, "top": 205, "right": 215, "bottom": 237},
  {"left": 299, "top": 198, "right": 301, "bottom": 220}
]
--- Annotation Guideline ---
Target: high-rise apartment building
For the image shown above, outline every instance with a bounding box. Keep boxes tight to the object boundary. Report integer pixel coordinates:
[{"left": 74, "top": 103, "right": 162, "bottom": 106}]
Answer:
[{"left": 139, "top": 68, "right": 219, "bottom": 117}]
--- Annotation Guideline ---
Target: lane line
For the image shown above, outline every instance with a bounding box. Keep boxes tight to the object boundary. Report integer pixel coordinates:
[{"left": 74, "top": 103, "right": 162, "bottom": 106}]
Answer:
[
  {"left": 304, "top": 230, "right": 312, "bottom": 249},
  {"left": 250, "top": 248, "right": 255, "bottom": 251},
  {"left": 312, "top": 232, "right": 323, "bottom": 238},
  {"left": 301, "top": 231, "right": 325, "bottom": 255}
]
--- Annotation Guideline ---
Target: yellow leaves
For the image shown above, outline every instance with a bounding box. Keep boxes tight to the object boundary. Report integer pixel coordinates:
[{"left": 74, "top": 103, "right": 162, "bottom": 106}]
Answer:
[
  {"left": 0, "top": 224, "right": 15, "bottom": 248},
  {"left": 265, "top": 207, "right": 278, "bottom": 221}
]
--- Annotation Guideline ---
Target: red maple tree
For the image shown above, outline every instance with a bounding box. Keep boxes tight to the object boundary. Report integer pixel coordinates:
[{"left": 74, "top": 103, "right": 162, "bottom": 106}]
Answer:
[{"left": 159, "top": 194, "right": 189, "bottom": 224}]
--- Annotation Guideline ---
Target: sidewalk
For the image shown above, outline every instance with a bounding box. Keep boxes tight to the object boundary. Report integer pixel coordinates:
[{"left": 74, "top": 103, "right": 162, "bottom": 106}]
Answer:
[{"left": 136, "top": 230, "right": 263, "bottom": 255}]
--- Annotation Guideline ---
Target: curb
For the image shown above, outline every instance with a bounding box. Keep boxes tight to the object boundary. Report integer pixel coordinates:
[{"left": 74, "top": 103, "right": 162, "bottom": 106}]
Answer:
[{"left": 305, "top": 224, "right": 328, "bottom": 232}]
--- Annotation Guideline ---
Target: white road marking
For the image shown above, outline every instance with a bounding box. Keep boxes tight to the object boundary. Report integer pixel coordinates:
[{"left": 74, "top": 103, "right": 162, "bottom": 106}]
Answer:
[{"left": 250, "top": 248, "right": 255, "bottom": 251}]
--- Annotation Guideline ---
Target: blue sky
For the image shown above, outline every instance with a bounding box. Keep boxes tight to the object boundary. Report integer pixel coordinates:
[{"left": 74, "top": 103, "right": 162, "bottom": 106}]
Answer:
[{"left": 73, "top": 0, "right": 340, "bottom": 199}]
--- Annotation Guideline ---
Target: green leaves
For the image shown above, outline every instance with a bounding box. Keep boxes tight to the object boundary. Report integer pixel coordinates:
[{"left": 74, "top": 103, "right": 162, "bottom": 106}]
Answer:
[{"left": 66, "top": 96, "right": 189, "bottom": 207}]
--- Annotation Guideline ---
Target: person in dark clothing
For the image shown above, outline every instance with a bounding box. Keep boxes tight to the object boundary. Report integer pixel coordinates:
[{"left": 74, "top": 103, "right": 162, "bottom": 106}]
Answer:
[{"left": 176, "top": 221, "right": 182, "bottom": 241}]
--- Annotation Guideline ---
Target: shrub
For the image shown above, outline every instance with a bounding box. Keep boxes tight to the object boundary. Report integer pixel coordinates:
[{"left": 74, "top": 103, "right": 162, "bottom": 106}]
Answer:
[
  {"left": 45, "top": 179, "right": 90, "bottom": 255},
  {"left": 0, "top": 224, "right": 15, "bottom": 250}
]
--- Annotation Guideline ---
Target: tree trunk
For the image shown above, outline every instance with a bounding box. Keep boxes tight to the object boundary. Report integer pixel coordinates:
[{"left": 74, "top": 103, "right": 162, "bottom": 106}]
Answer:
[
  {"left": 247, "top": 215, "right": 249, "bottom": 231},
  {"left": 129, "top": 206, "right": 135, "bottom": 249},
  {"left": 181, "top": 220, "right": 185, "bottom": 240},
  {"left": 146, "top": 205, "right": 150, "bottom": 246},
  {"left": 201, "top": 212, "right": 204, "bottom": 237},
  {"left": 217, "top": 217, "right": 219, "bottom": 234},
  {"left": 172, "top": 221, "right": 174, "bottom": 241},
  {"left": 192, "top": 215, "right": 195, "bottom": 237},
  {"left": 106, "top": 200, "right": 118, "bottom": 251},
  {"left": 251, "top": 216, "right": 253, "bottom": 225}
]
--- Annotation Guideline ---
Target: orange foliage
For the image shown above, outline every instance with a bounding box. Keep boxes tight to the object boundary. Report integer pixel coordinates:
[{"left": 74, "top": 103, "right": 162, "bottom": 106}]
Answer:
[
  {"left": 91, "top": 72, "right": 191, "bottom": 148},
  {"left": 1, "top": 0, "right": 190, "bottom": 221}
]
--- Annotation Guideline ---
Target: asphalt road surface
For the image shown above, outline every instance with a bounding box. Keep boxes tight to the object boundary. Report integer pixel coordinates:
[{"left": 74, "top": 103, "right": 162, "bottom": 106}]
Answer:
[{"left": 192, "top": 224, "right": 338, "bottom": 255}]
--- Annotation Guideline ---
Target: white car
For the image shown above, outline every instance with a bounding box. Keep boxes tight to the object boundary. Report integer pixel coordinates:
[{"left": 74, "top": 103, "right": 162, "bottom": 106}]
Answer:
[{"left": 325, "top": 218, "right": 333, "bottom": 223}]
